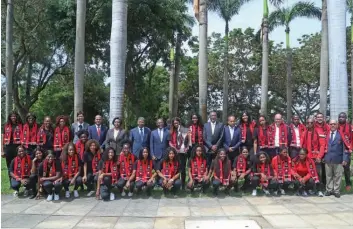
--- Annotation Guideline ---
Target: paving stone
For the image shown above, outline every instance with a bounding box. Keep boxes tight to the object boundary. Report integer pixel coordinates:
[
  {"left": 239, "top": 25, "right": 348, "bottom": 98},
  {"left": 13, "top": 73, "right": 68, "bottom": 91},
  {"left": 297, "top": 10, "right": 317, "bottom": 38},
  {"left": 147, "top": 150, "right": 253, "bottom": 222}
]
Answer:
[
  {"left": 284, "top": 203, "right": 328, "bottom": 214},
  {"left": 24, "top": 201, "right": 67, "bottom": 215},
  {"left": 272, "top": 195, "right": 308, "bottom": 205},
  {"left": 190, "top": 206, "right": 225, "bottom": 217},
  {"left": 303, "top": 196, "right": 337, "bottom": 204},
  {"left": 188, "top": 198, "right": 219, "bottom": 207},
  {"left": 315, "top": 227, "right": 353, "bottom": 229},
  {"left": 154, "top": 217, "right": 185, "bottom": 229},
  {"left": 123, "top": 202, "right": 159, "bottom": 217},
  {"left": 343, "top": 202, "right": 353, "bottom": 209},
  {"left": 218, "top": 197, "right": 249, "bottom": 206},
  {"left": 1, "top": 203, "right": 35, "bottom": 213},
  {"left": 159, "top": 198, "right": 187, "bottom": 207},
  {"left": 300, "top": 214, "right": 349, "bottom": 227},
  {"left": 332, "top": 194, "right": 353, "bottom": 203},
  {"left": 157, "top": 206, "right": 190, "bottom": 217},
  {"left": 245, "top": 197, "right": 276, "bottom": 205},
  {"left": 54, "top": 201, "right": 97, "bottom": 216},
  {"left": 114, "top": 217, "right": 155, "bottom": 229},
  {"left": 87, "top": 200, "right": 130, "bottom": 216},
  {"left": 1, "top": 195, "right": 15, "bottom": 205},
  {"left": 185, "top": 219, "right": 261, "bottom": 229},
  {"left": 332, "top": 212, "right": 353, "bottom": 225},
  {"left": 221, "top": 205, "right": 259, "bottom": 216},
  {"left": 228, "top": 216, "right": 272, "bottom": 228},
  {"left": 316, "top": 203, "right": 353, "bottom": 212},
  {"left": 263, "top": 214, "right": 312, "bottom": 228},
  {"left": 2, "top": 214, "right": 48, "bottom": 228},
  {"left": 35, "top": 215, "right": 82, "bottom": 229},
  {"left": 256, "top": 204, "right": 292, "bottom": 215},
  {"left": 1, "top": 213, "right": 14, "bottom": 222},
  {"left": 75, "top": 216, "right": 118, "bottom": 228}
]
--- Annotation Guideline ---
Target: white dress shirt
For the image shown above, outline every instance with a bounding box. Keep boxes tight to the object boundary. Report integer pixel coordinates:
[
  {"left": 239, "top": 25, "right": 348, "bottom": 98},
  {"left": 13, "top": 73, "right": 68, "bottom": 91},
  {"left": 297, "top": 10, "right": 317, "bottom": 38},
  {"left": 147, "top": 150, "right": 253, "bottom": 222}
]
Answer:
[
  {"left": 293, "top": 125, "right": 301, "bottom": 147},
  {"left": 114, "top": 129, "right": 119, "bottom": 139},
  {"left": 275, "top": 125, "right": 280, "bottom": 147},
  {"left": 158, "top": 128, "right": 163, "bottom": 142},
  {"left": 211, "top": 122, "right": 216, "bottom": 135},
  {"left": 229, "top": 126, "right": 234, "bottom": 140}
]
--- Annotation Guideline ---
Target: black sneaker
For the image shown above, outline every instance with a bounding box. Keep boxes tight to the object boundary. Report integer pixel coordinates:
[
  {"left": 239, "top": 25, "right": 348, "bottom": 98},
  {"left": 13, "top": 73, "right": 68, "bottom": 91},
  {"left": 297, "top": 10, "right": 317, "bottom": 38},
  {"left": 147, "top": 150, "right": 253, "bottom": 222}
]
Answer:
[
  {"left": 324, "top": 191, "right": 332, "bottom": 196},
  {"left": 334, "top": 193, "right": 340, "bottom": 198}
]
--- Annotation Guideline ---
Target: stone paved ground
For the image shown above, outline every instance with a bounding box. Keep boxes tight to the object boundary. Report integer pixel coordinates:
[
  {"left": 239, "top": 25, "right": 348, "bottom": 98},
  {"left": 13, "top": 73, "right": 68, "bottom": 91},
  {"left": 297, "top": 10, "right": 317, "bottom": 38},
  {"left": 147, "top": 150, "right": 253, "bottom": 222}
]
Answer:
[{"left": 1, "top": 193, "right": 353, "bottom": 229}]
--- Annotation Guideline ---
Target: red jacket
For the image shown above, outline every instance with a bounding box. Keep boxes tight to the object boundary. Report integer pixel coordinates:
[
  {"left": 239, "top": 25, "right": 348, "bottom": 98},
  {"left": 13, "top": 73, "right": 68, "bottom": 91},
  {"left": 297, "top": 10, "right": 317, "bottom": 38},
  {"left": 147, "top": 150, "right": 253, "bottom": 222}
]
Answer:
[
  {"left": 301, "top": 129, "right": 322, "bottom": 159},
  {"left": 314, "top": 122, "right": 329, "bottom": 158}
]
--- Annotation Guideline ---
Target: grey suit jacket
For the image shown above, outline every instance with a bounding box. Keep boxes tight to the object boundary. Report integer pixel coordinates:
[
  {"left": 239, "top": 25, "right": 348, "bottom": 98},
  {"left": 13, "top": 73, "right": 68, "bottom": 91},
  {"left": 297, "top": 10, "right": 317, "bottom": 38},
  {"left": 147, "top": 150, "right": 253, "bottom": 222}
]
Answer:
[
  {"left": 71, "top": 122, "right": 90, "bottom": 143},
  {"left": 203, "top": 121, "right": 224, "bottom": 152},
  {"left": 104, "top": 128, "right": 128, "bottom": 154}
]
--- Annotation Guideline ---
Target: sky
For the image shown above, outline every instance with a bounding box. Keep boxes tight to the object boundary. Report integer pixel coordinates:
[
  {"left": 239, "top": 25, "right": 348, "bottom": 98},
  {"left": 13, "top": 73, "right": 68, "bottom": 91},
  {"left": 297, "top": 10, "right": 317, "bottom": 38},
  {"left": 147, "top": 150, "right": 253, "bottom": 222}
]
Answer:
[{"left": 188, "top": 0, "right": 350, "bottom": 47}]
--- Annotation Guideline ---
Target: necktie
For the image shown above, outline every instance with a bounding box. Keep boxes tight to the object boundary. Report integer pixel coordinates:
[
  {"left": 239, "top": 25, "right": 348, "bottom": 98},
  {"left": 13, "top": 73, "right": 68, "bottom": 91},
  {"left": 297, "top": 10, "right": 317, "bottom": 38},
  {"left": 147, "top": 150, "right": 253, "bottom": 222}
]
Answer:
[
  {"left": 330, "top": 131, "right": 334, "bottom": 143},
  {"left": 97, "top": 126, "right": 101, "bottom": 137},
  {"left": 78, "top": 124, "right": 82, "bottom": 131},
  {"left": 140, "top": 128, "right": 144, "bottom": 141}
]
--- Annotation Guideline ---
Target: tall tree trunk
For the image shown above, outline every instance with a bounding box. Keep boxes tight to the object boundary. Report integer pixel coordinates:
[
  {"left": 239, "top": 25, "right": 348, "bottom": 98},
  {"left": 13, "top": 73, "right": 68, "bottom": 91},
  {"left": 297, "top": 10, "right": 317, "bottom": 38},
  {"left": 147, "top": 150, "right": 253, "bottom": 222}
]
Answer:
[
  {"left": 74, "top": 0, "right": 87, "bottom": 118},
  {"left": 327, "top": 0, "right": 348, "bottom": 120},
  {"left": 285, "top": 27, "right": 292, "bottom": 122},
  {"left": 110, "top": 0, "right": 128, "bottom": 127},
  {"left": 319, "top": 0, "right": 329, "bottom": 116},
  {"left": 168, "top": 47, "right": 175, "bottom": 120},
  {"left": 260, "top": 0, "right": 269, "bottom": 117},
  {"left": 222, "top": 21, "right": 229, "bottom": 123},
  {"left": 351, "top": 15, "right": 353, "bottom": 117},
  {"left": 199, "top": 0, "right": 208, "bottom": 122},
  {"left": 6, "top": 0, "right": 14, "bottom": 118},
  {"left": 173, "top": 32, "right": 182, "bottom": 118}
]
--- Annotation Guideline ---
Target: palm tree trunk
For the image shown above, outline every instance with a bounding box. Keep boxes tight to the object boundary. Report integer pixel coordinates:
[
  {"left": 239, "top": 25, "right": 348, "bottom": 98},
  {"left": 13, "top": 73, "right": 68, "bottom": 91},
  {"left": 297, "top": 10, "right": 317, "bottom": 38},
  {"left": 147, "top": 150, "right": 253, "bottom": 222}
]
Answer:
[
  {"left": 110, "top": 0, "right": 128, "bottom": 126},
  {"left": 173, "top": 32, "right": 182, "bottom": 117},
  {"left": 327, "top": 0, "right": 348, "bottom": 120},
  {"left": 319, "top": 0, "right": 329, "bottom": 116},
  {"left": 199, "top": 0, "right": 208, "bottom": 122},
  {"left": 168, "top": 47, "right": 175, "bottom": 120},
  {"left": 222, "top": 20, "right": 229, "bottom": 123},
  {"left": 351, "top": 15, "right": 353, "bottom": 116},
  {"left": 74, "top": 0, "right": 86, "bottom": 117},
  {"left": 6, "top": 0, "right": 14, "bottom": 117},
  {"left": 260, "top": 0, "right": 269, "bottom": 116},
  {"left": 285, "top": 27, "right": 292, "bottom": 122}
]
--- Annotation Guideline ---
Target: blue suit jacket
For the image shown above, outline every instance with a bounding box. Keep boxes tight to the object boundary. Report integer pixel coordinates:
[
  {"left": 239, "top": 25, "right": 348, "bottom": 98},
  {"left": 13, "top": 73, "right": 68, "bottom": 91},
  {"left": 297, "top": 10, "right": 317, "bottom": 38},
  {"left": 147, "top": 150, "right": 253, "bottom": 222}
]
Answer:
[
  {"left": 129, "top": 127, "right": 151, "bottom": 157},
  {"left": 150, "top": 128, "right": 169, "bottom": 160},
  {"left": 223, "top": 125, "right": 242, "bottom": 152},
  {"left": 324, "top": 131, "right": 349, "bottom": 164},
  {"left": 88, "top": 125, "right": 108, "bottom": 146},
  {"left": 203, "top": 121, "right": 224, "bottom": 151}
]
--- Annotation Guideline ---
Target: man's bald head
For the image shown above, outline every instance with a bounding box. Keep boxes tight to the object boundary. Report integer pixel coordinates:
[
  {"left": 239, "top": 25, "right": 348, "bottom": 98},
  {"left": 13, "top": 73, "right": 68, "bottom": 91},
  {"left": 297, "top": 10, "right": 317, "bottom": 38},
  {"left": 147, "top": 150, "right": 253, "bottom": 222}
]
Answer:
[{"left": 274, "top": 114, "right": 282, "bottom": 126}]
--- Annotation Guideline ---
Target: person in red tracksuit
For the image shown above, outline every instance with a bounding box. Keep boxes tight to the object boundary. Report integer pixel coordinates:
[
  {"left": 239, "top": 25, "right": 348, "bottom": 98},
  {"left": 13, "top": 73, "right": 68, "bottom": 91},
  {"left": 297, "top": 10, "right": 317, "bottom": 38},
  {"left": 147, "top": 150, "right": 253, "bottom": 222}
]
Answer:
[
  {"left": 314, "top": 112, "right": 329, "bottom": 185},
  {"left": 301, "top": 117, "right": 324, "bottom": 197}
]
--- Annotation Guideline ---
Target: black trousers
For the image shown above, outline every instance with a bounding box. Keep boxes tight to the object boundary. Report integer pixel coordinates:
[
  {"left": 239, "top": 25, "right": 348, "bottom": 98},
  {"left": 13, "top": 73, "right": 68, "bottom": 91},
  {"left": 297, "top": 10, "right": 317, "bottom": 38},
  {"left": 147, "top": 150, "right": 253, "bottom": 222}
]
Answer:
[
  {"left": 135, "top": 180, "right": 155, "bottom": 194},
  {"left": 63, "top": 176, "right": 83, "bottom": 191},
  {"left": 4, "top": 144, "right": 19, "bottom": 179},
  {"left": 42, "top": 180, "right": 62, "bottom": 195},
  {"left": 179, "top": 153, "right": 188, "bottom": 189},
  {"left": 267, "top": 148, "right": 280, "bottom": 160},
  {"left": 158, "top": 178, "right": 182, "bottom": 194},
  {"left": 54, "top": 150, "right": 61, "bottom": 159},
  {"left": 187, "top": 179, "right": 210, "bottom": 191},
  {"left": 293, "top": 178, "right": 316, "bottom": 191},
  {"left": 116, "top": 178, "right": 135, "bottom": 193},
  {"left": 251, "top": 175, "right": 278, "bottom": 190},
  {"left": 212, "top": 179, "right": 233, "bottom": 194},
  {"left": 100, "top": 176, "right": 118, "bottom": 200},
  {"left": 278, "top": 180, "right": 294, "bottom": 190},
  {"left": 289, "top": 147, "right": 301, "bottom": 159},
  {"left": 314, "top": 161, "right": 325, "bottom": 191},
  {"left": 344, "top": 155, "right": 352, "bottom": 186},
  {"left": 206, "top": 152, "right": 217, "bottom": 169},
  {"left": 29, "top": 174, "right": 38, "bottom": 192},
  {"left": 86, "top": 173, "right": 98, "bottom": 191},
  {"left": 234, "top": 174, "right": 252, "bottom": 191},
  {"left": 11, "top": 178, "right": 32, "bottom": 191},
  {"left": 25, "top": 145, "right": 37, "bottom": 159}
]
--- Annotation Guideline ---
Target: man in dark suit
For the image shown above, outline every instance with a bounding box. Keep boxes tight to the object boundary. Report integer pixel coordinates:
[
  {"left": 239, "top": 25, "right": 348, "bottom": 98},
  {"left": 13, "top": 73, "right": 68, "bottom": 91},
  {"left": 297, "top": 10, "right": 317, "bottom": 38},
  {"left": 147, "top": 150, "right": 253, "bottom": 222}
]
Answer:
[
  {"left": 129, "top": 117, "right": 151, "bottom": 157},
  {"left": 324, "top": 119, "right": 350, "bottom": 198},
  {"left": 150, "top": 118, "right": 169, "bottom": 165},
  {"left": 203, "top": 111, "right": 224, "bottom": 167},
  {"left": 223, "top": 115, "right": 242, "bottom": 166},
  {"left": 88, "top": 115, "right": 108, "bottom": 147},
  {"left": 70, "top": 111, "right": 90, "bottom": 144}
]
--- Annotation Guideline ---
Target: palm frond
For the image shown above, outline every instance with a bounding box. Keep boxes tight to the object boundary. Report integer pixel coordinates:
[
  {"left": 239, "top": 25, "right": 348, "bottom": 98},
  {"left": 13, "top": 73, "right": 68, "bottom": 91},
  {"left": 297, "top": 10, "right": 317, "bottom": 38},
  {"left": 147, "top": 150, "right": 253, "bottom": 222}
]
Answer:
[
  {"left": 347, "top": 0, "right": 353, "bottom": 14},
  {"left": 288, "top": 1, "right": 321, "bottom": 22},
  {"left": 268, "top": 8, "right": 286, "bottom": 32},
  {"left": 209, "top": 0, "right": 252, "bottom": 22},
  {"left": 269, "top": 0, "right": 284, "bottom": 8}
]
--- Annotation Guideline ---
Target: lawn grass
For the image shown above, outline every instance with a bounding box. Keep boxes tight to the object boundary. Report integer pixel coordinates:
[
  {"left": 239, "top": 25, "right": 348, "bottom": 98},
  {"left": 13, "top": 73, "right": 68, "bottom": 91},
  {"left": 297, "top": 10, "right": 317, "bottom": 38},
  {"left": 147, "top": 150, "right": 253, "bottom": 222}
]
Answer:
[{"left": 1, "top": 159, "right": 11, "bottom": 194}]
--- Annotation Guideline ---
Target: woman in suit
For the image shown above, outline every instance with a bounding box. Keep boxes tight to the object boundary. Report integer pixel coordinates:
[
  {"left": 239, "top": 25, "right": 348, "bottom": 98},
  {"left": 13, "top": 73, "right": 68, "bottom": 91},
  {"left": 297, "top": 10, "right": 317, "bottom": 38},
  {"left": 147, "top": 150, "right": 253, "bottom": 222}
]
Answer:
[{"left": 104, "top": 117, "right": 128, "bottom": 155}]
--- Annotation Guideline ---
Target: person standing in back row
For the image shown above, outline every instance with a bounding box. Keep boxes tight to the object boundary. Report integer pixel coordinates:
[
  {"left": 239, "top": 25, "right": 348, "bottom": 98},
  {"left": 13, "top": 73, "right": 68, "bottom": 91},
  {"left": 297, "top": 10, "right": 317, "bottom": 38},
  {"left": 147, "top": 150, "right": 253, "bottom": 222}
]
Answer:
[
  {"left": 130, "top": 117, "right": 151, "bottom": 158},
  {"left": 88, "top": 115, "right": 108, "bottom": 148},
  {"left": 203, "top": 111, "right": 224, "bottom": 168},
  {"left": 71, "top": 111, "right": 89, "bottom": 144},
  {"left": 150, "top": 118, "right": 169, "bottom": 165}
]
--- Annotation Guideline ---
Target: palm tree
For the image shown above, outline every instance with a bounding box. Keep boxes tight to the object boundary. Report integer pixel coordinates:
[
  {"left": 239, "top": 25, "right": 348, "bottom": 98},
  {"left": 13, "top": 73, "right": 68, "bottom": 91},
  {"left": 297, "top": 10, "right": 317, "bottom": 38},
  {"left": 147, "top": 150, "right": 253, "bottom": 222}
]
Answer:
[
  {"left": 347, "top": 0, "right": 353, "bottom": 115},
  {"left": 110, "top": 0, "right": 128, "bottom": 126},
  {"left": 74, "top": 0, "right": 86, "bottom": 117},
  {"left": 209, "top": 0, "right": 252, "bottom": 123},
  {"left": 6, "top": 0, "right": 14, "bottom": 118},
  {"left": 260, "top": 0, "right": 283, "bottom": 117},
  {"left": 268, "top": 1, "right": 321, "bottom": 122},
  {"left": 327, "top": 0, "right": 348, "bottom": 119},
  {"left": 319, "top": 0, "right": 328, "bottom": 116}
]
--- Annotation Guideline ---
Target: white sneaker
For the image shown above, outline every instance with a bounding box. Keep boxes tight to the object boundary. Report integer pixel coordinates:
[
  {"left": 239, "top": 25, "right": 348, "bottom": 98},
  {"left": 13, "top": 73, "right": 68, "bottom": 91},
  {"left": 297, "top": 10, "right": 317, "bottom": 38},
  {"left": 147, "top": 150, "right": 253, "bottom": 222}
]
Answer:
[
  {"left": 121, "top": 191, "right": 126, "bottom": 197},
  {"left": 110, "top": 192, "right": 115, "bottom": 201},
  {"left": 65, "top": 191, "right": 70, "bottom": 198},
  {"left": 54, "top": 194, "right": 60, "bottom": 201},
  {"left": 302, "top": 191, "right": 308, "bottom": 197},
  {"left": 13, "top": 191, "right": 18, "bottom": 197},
  {"left": 252, "top": 189, "right": 257, "bottom": 196},
  {"left": 73, "top": 190, "right": 79, "bottom": 198},
  {"left": 87, "top": 191, "right": 95, "bottom": 197},
  {"left": 263, "top": 189, "right": 270, "bottom": 195},
  {"left": 128, "top": 192, "right": 133, "bottom": 197},
  {"left": 280, "top": 188, "right": 286, "bottom": 195},
  {"left": 23, "top": 189, "right": 29, "bottom": 197},
  {"left": 318, "top": 191, "right": 324, "bottom": 197},
  {"left": 47, "top": 194, "right": 53, "bottom": 201}
]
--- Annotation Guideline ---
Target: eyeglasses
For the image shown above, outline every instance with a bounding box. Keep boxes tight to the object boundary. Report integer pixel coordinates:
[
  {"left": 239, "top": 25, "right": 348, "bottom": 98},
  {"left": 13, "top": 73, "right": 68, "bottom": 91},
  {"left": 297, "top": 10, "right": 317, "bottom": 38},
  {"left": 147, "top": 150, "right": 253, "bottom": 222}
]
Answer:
[
  {"left": 306, "top": 122, "right": 313, "bottom": 124},
  {"left": 329, "top": 123, "right": 336, "bottom": 126}
]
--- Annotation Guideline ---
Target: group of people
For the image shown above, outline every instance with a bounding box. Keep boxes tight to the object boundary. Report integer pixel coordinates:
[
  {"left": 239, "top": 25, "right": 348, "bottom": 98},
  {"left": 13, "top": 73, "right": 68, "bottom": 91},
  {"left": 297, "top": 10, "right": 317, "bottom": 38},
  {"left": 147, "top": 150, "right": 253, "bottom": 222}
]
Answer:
[{"left": 2, "top": 110, "right": 352, "bottom": 201}]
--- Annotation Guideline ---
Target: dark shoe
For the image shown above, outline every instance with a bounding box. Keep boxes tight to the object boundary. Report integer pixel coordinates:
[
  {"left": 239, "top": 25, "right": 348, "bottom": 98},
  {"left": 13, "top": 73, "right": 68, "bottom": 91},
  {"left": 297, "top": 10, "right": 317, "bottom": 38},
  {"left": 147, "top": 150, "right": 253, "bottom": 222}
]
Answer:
[
  {"left": 29, "top": 194, "right": 36, "bottom": 199},
  {"left": 324, "top": 191, "right": 332, "bottom": 196},
  {"left": 334, "top": 193, "right": 340, "bottom": 198}
]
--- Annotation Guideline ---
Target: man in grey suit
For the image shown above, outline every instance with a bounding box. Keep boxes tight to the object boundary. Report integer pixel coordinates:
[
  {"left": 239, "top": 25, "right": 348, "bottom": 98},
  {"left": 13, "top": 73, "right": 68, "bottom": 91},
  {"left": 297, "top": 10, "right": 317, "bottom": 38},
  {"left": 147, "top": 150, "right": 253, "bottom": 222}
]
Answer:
[
  {"left": 324, "top": 119, "right": 350, "bottom": 198},
  {"left": 71, "top": 111, "right": 90, "bottom": 144},
  {"left": 129, "top": 117, "right": 151, "bottom": 157},
  {"left": 150, "top": 118, "right": 169, "bottom": 165},
  {"left": 203, "top": 111, "right": 224, "bottom": 167}
]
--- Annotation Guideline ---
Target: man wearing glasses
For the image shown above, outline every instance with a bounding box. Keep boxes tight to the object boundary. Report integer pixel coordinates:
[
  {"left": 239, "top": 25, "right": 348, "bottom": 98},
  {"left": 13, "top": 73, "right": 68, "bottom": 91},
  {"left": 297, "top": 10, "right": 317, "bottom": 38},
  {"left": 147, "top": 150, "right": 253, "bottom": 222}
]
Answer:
[{"left": 324, "top": 120, "right": 350, "bottom": 198}]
